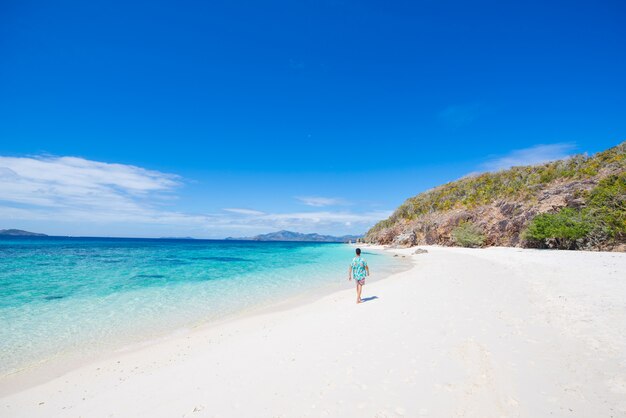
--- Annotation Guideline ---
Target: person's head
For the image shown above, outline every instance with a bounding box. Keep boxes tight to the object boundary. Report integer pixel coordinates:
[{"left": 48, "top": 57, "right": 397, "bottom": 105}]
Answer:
[{"left": 355, "top": 248, "right": 361, "bottom": 256}]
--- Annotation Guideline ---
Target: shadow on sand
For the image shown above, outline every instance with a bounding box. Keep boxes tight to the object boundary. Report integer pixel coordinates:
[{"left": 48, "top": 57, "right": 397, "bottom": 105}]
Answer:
[{"left": 360, "top": 296, "right": 379, "bottom": 303}]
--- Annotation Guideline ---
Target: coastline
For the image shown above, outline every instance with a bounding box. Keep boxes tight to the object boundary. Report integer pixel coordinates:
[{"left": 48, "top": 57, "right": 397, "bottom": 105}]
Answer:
[
  {"left": 0, "top": 246, "right": 411, "bottom": 397},
  {"left": 2, "top": 246, "right": 626, "bottom": 417}
]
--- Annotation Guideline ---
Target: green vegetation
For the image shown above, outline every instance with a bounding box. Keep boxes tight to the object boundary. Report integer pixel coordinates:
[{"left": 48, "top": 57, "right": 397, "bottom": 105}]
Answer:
[
  {"left": 452, "top": 221, "right": 485, "bottom": 248},
  {"left": 586, "top": 173, "right": 626, "bottom": 241},
  {"left": 522, "top": 173, "right": 626, "bottom": 249},
  {"left": 522, "top": 209, "right": 592, "bottom": 249}
]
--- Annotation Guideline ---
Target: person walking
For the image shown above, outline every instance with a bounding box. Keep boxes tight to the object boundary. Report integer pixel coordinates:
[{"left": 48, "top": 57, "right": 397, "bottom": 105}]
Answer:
[{"left": 348, "top": 248, "right": 369, "bottom": 303}]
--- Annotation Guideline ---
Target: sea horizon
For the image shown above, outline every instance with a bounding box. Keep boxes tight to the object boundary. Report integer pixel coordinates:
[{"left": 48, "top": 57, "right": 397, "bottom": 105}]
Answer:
[{"left": 0, "top": 230, "right": 363, "bottom": 242}]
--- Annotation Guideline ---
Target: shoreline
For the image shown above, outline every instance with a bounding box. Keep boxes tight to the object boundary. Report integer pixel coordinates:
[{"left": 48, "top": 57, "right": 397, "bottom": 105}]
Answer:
[
  {"left": 2, "top": 245, "right": 625, "bottom": 417},
  {"left": 0, "top": 246, "right": 412, "bottom": 397}
]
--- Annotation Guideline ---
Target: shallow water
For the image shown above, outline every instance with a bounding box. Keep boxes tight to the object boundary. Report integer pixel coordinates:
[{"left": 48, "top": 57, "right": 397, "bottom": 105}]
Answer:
[{"left": 0, "top": 237, "right": 404, "bottom": 375}]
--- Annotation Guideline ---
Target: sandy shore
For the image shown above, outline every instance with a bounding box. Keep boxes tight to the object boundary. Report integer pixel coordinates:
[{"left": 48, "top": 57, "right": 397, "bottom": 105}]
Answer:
[{"left": 2, "top": 246, "right": 626, "bottom": 417}]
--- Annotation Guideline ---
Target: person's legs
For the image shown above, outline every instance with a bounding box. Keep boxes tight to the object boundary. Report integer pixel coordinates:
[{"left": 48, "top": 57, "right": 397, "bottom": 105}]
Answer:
[{"left": 356, "top": 282, "right": 362, "bottom": 303}]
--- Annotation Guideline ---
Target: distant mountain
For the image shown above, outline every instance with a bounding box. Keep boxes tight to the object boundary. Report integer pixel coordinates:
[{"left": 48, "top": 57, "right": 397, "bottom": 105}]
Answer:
[
  {"left": 226, "top": 230, "right": 361, "bottom": 243},
  {"left": 0, "top": 229, "right": 47, "bottom": 237}
]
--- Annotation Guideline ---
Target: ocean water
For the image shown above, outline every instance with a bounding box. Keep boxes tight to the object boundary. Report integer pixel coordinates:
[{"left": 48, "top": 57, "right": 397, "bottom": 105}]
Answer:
[{"left": 0, "top": 237, "right": 406, "bottom": 375}]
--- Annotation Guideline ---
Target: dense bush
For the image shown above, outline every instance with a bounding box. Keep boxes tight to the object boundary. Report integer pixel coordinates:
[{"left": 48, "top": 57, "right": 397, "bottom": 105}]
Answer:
[
  {"left": 452, "top": 221, "right": 485, "bottom": 248},
  {"left": 523, "top": 173, "right": 626, "bottom": 249},
  {"left": 522, "top": 209, "right": 591, "bottom": 249},
  {"left": 585, "top": 173, "right": 626, "bottom": 241}
]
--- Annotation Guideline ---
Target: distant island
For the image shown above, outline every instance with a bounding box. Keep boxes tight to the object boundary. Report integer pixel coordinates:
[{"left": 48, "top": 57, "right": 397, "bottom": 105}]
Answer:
[
  {"left": 366, "top": 141, "right": 625, "bottom": 251},
  {"left": 226, "top": 230, "right": 361, "bottom": 243},
  {"left": 0, "top": 229, "right": 47, "bottom": 237}
]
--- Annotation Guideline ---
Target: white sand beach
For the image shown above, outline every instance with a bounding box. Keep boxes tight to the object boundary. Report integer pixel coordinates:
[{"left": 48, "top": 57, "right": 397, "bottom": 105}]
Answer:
[{"left": 2, "top": 246, "right": 626, "bottom": 417}]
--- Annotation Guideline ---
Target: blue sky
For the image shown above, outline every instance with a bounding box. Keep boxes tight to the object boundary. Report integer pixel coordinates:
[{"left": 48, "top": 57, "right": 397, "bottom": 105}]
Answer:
[{"left": 1, "top": 0, "right": 625, "bottom": 238}]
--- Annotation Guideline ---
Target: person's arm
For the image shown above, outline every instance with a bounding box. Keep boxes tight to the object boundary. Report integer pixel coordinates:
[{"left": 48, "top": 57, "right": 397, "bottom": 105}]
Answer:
[
  {"left": 348, "top": 265, "right": 352, "bottom": 281},
  {"left": 365, "top": 265, "right": 370, "bottom": 276}
]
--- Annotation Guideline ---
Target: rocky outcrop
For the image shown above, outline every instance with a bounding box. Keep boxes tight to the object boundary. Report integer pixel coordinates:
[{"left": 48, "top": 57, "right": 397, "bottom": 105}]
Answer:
[{"left": 391, "top": 230, "right": 417, "bottom": 247}]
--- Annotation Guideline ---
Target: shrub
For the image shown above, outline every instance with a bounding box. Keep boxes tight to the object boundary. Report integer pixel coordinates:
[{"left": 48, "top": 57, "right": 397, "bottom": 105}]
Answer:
[
  {"left": 523, "top": 174, "right": 625, "bottom": 250},
  {"left": 523, "top": 208, "right": 592, "bottom": 249},
  {"left": 585, "top": 173, "right": 626, "bottom": 240},
  {"left": 452, "top": 221, "right": 485, "bottom": 248}
]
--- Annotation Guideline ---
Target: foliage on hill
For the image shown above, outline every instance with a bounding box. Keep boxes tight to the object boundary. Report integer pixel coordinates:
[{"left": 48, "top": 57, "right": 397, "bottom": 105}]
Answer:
[
  {"left": 366, "top": 142, "right": 626, "bottom": 251},
  {"left": 523, "top": 173, "right": 626, "bottom": 249}
]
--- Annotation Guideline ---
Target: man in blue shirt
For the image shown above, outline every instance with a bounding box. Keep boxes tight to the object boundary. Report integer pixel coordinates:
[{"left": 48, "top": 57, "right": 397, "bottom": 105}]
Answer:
[{"left": 348, "top": 248, "right": 370, "bottom": 304}]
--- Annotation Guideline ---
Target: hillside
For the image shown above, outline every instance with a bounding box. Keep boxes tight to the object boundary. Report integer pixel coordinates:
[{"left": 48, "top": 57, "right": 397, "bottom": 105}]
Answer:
[
  {"left": 227, "top": 230, "right": 361, "bottom": 243},
  {"left": 366, "top": 142, "right": 626, "bottom": 251}
]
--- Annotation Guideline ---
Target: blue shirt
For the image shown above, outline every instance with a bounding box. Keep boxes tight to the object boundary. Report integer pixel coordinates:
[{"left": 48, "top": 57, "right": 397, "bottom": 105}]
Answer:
[{"left": 351, "top": 256, "right": 368, "bottom": 280}]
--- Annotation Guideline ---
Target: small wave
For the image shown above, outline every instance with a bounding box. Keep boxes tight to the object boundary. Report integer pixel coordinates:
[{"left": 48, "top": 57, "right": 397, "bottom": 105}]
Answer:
[
  {"left": 155, "top": 258, "right": 189, "bottom": 265},
  {"left": 133, "top": 274, "right": 166, "bottom": 279}
]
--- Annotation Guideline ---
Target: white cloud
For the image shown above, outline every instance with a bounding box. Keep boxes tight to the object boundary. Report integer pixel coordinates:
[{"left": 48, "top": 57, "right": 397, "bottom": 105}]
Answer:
[
  {"left": 482, "top": 143, "right": 576, "bottom": 171},
  {"left": 219, "top": 209, "right": 390, "bottom": 233},
  {"left": 218, "top": 210, "right": 391, "bottom": 236},
  {"left": 0, "top": 155, "right": 386, "bottom": 237},
  {"left": 296, "top": 196, "right": 348, "bottom": 207},
  {"left": 223, "top": 208, "right": 266, "bottom": 216},
  {"left": 259, "top": 210, "right": 388, "bottom": 224},
  {"left": 0, "top": 155, "right": 179, "bottom": 211}
]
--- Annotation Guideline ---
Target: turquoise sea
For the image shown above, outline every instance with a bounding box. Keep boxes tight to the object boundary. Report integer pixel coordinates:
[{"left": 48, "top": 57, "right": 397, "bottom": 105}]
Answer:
[{"left": 0, "top": 237, "right": 405, "bottom": 376}]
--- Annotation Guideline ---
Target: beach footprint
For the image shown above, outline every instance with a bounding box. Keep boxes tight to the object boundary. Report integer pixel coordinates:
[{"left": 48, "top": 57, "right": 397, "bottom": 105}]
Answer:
[{"left": 182, "top": 404, "right": 205, "bottom": 416}]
